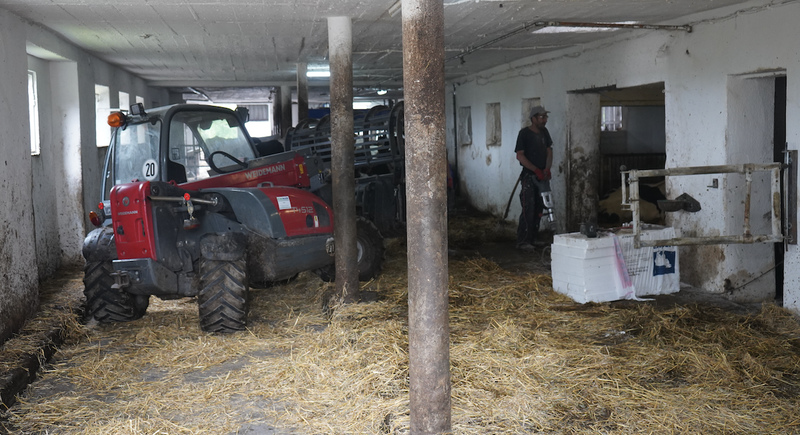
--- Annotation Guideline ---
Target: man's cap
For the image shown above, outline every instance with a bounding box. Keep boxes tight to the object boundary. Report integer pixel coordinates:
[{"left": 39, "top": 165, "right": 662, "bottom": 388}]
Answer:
[{"left": 529, "top": 105, "right": 550, "bottom": 119}]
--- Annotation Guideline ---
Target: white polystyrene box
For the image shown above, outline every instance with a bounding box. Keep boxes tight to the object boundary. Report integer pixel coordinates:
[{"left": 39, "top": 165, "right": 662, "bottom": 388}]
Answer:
[
  {"left": 550, "top": 244, "right": 618, "bottom": 269},
  {"left": 551, "top": 233, "right": 627, "bottom": 303},
  {"left": 550, "top": 226, "right": 680, "bottom": 303},
  {"left": 552, "top": 279, "right": 625, "bottom": 304}
]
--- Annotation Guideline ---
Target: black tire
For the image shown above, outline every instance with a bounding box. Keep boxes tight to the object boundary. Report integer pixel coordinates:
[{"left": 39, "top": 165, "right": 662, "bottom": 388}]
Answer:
[
  {"left": 198, "top": 257, "right": 249, "bottom": 333},
  {"left": 315, "top": 217, "right": 385, "bottom": 282},
  {"left": 83, "top": 260, "right": 149, "bottom": 323}
]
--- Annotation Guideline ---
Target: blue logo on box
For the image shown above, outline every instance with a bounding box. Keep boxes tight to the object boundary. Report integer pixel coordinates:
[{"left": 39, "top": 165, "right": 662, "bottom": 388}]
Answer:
[{"left": 653, "top": 249, "right": 676, "bottom": 276}]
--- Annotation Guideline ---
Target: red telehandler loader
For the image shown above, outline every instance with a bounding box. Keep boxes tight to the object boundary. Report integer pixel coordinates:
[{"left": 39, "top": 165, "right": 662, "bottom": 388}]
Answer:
[{"left": 82, "top": 103, "right": 383, "bottom": 332}]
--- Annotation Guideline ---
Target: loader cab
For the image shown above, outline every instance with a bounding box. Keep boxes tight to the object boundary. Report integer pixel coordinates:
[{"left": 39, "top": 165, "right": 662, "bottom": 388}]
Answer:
[{"left": 101, "top": 104, "right": 257, "bottom": 201}]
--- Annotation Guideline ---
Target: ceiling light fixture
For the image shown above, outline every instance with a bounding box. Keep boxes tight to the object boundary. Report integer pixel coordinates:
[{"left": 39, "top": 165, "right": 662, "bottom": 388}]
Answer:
[
  {"left": 533, "top": 21, "right": 638, "bottom": 34},
  {"left": 388, "top": 0, "right": 401, "bottom": 17},
  {"left": 446, "top": 19, "right": 690, "bottom": 63},
  {"left": 532, "top": 21, "right": 691, "bottom": 34},
  {"left": 307, "top": 70, "right": 330, "bottom": 78},
  {"left": 377, "top": 89, "right": 388, "bottom": 96}
]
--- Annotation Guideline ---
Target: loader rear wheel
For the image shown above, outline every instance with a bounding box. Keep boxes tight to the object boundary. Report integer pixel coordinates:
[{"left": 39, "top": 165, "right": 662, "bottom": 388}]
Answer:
[
  {"left": 83, "top": 260, "right": 149, "bottom": 323},
  {"left": 198, "top": 257, "right": 249, "bottom": 333},
  {"left": 315, "top": 217, "right": 385, "bottom": 282}
]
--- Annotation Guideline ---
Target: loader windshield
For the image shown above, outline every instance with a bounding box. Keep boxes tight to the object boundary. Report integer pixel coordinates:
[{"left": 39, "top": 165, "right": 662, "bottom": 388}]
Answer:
[
  {"left": 168, "top": 111, "right": 256, "bottom": 183},
  {"left": 101, "top": 108, "right": 257, "bottom": 197}
]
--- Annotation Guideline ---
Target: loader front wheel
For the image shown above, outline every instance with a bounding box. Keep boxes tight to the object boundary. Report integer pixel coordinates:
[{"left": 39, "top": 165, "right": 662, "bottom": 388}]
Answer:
[
  {"left": 198, "top": 257, "right": 249, "bottom": 333},
  {"left": 83, "top": 260, "right": 149, "bottom": 323}
]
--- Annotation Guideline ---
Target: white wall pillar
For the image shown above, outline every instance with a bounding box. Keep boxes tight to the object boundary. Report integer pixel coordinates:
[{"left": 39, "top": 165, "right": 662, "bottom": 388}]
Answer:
[
  {"left": 565, "top": 93, "right": 601, "bottom": 232},
  {"left": 280, "top": 85, "right": 292, "bottom": 131},
  {"left": 51, "top": 61, "right": 84, "bottom": 265},
  {"left": 296, "top": 63, "right": 308, "bottom": 122}
]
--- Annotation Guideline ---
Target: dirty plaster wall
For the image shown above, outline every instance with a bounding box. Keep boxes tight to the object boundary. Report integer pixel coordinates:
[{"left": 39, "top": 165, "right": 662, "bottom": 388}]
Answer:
[
  {"left": 0, "top": 9, "right": 39, "bottom": 343},
  {"left": 445, "top": 0, "right": 800, "bottom": 310},
  {"left": 447, "top": 18, "right": 670, "bottom": 234},
  {"left": 0, "top": 8, "right": 168, "bottom": 343},
  {"left": 662, "top": 2, "right": 798, "bottom": 305},
  {"left": 22, "top": 14, "right": 168, "bottom": 263}
]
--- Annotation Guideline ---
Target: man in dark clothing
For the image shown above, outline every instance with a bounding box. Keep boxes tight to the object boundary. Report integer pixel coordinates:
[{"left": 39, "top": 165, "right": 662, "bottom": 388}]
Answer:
[{"left": 514, "top": 105, "right": 553, "bottom": 251}]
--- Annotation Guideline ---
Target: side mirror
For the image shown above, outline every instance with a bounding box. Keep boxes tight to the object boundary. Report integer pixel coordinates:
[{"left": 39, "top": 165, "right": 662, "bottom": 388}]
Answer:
[
  {"left": 130, "top": 103, "right": 146, "bottom": 117},
  {"left": 235, "top": 106, "right": 250, "bottom": 123}
]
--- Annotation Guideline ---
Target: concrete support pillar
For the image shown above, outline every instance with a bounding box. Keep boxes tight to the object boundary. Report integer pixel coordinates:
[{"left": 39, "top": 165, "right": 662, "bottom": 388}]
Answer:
[
  {"left": 296, "top": 63, "right": 309, "bottom": 122},
  {"left": 280, "top": 85, "right": 292, "bottom": 132},
  {"left": 565, "top": 93, "right": 601, "bottom": 233},
  {"left": 402, "top": 0, "right": 452, "bottom": 433},
  {"left": 327, "top": 16, "right": 359, "bottom": 303}
]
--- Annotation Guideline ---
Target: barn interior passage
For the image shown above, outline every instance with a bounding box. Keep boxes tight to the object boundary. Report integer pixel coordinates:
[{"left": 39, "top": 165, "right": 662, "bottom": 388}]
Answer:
[{"left": 1, "top": 0, "right": 800, "bottom": 432}]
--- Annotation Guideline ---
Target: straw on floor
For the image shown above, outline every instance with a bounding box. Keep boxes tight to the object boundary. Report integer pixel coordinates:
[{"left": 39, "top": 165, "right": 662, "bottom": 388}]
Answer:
[{"left": 2, "top": 216, "right": 799, "bottom": 434}]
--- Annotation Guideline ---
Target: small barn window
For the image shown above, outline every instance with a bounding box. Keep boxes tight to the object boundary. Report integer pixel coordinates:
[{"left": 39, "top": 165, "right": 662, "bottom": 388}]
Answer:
[
  {"left": 28, "top": 71, "right": 41, "bottom": 156},
  {"left": 458, "top": 106, "right": 472, "bottom": 146},
  {"left": 95, "top": 84, "right": 111, "bottom": 147},
  {"left": 242, "top": 104, "right": 272, "bottom": 137},
  {"left": 486, "top": 102, "right": 501, "bottom": 147},
  {"left": 601, "top": 106, "right": 623, "bottom": 131},
  {"left": 118, "top": 91, "right": 129, "bottom": 111}
]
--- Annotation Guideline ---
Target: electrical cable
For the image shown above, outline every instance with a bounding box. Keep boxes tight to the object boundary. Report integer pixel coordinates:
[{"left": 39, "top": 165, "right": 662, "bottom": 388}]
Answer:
[{"left": 730, "top": 260, "right": 783, "bottom": 293}]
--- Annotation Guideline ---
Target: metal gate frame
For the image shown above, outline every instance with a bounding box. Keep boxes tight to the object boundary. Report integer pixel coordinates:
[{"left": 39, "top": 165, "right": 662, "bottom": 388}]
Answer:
[{"left": 621, "top": 153, "right": 797, "bottom": 249}]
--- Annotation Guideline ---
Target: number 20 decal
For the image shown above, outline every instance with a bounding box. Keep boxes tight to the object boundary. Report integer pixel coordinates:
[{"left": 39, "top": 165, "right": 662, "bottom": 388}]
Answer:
[{"left": 143, "top": 159, "right": 159, "bottom": 181}]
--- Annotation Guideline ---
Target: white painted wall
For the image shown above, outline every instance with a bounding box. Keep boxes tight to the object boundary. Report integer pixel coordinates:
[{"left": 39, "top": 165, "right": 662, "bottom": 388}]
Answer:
[
  {"left": 0, "top": 8, "right": 169, "bottom": 342},
  {"left": 446, "top": 0, "right": 800, "bottom": 310}
]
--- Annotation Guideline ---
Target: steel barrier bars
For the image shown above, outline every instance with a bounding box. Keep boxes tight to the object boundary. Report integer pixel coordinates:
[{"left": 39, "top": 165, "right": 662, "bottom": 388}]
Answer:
[{"left": 621, "top": 163, "right": 785, "bottom": 248}]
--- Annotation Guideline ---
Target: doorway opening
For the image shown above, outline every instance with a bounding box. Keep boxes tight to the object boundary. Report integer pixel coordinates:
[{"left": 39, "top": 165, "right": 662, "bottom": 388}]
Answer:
[{"left": 596, "top": 83, "right": 666, "bottom": 227}]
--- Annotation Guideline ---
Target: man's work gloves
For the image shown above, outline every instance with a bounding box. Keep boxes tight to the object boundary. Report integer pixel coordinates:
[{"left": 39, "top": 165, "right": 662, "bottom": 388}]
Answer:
[{"left": 533, "top": 168, "right": 552, "bottom": 181}]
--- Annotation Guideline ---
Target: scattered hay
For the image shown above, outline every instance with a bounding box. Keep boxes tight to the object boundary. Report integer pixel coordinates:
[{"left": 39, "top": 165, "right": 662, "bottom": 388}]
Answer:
[
  {"left": 0, "top": 266, "right": 84, "bottom": 376},
  {"left": 3, "top": 224, "right": 800, "bottom": 434}
]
